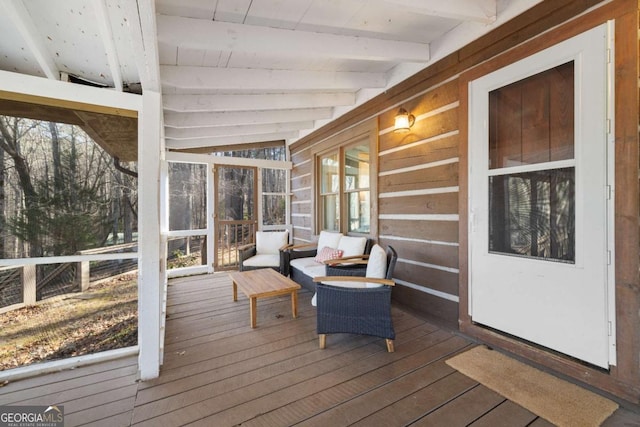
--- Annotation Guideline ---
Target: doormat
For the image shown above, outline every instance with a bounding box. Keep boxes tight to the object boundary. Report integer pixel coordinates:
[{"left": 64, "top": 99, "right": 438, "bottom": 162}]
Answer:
[{"left": 445, "top": 346, "right": 618, "bottom": 427}]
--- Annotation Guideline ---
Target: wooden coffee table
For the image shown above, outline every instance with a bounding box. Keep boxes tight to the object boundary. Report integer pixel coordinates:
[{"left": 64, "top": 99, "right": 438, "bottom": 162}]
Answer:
[{"left": 229, "top": 268, "right": 301, "bottom": 328}]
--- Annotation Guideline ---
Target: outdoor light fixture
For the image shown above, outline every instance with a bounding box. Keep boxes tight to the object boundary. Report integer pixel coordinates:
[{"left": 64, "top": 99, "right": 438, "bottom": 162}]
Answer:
[{"left": 394, "top": 107, "right": 415, "bottom": 132}]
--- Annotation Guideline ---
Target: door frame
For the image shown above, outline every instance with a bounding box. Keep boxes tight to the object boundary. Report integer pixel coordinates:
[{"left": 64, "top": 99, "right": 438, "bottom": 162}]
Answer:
[{"left": 213, "top": 164, "right": 258, "bottom": 270}]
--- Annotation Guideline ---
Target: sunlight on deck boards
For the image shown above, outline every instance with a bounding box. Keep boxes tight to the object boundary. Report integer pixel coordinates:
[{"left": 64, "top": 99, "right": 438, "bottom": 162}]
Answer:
[{"left": 0, "top": 272, "right": 636, "bottom": 426}]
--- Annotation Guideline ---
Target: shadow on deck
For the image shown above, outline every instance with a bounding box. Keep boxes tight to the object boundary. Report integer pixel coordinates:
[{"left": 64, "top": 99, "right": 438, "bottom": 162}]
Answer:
[{"left": 1, "top": 272, "right": 638, "bottom": 426}]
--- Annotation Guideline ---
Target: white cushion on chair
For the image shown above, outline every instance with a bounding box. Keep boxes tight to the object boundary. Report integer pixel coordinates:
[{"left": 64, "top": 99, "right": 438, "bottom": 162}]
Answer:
[
  {"left": 256, "top": 231, "right": 288, "bottom": 255},
  {"left": 242, "top": 254, "right": 280, "bottom": 268},
  {"left": 316, "top": 231, "right": 343, "bottom": 251},
  {"left": 364, "top": 244, "right": 387, "bottom": 288},
  {"left": 337, "top": 236, "right": 367, "bottom": 257}
]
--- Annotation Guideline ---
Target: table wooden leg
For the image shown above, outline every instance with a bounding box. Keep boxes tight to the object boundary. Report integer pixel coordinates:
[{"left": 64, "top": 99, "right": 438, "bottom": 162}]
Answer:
[
  {"left": 250, "top": 297, "right": 257, "bottom": 328},
  {"left": 291, "top": 291, "right": 298, "bottom": 318},
  {"left": 232, "top": 281, "right": 237, "bottom": 302}
]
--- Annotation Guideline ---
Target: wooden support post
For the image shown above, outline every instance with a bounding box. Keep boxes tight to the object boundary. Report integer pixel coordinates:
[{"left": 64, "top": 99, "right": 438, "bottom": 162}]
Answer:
[
  {"left": 22, "top": 265, "right": 36, "bottom": 306},
  {"left": 77, "top": 261, "right": 90, "bottom": 292}
]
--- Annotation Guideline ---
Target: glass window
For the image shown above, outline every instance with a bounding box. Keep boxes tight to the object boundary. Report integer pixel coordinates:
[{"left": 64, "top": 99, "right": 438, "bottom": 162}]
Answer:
[
  {"left": 489, "top": 168, "right": 575, "bottom": 262},
  {"left": 319, "top": 153, "right": 340, "bottom": 231},
  {"left": 489, "top": 61, "right": 574, "bottom": 169},
  {"left": 262, "top": 168, "right": 287, "bottom": 226},
  {"left": 317, "top": 139, "right": 372, "bottom": 234},
  {"left": 168, "top": 163, "right": 207, "bottom": 231},
  {"left": 344, "top": 143, "right": 370, "bottom": 233}
]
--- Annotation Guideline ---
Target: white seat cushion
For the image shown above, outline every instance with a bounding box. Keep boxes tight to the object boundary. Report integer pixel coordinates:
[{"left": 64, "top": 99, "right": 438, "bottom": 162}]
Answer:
[
  {"left": 312, "top": 278, "right": 380, "bottom": 305},
  {"left": 337, "top": 236, "right": 367, "bottom": 257},
  {"left": 242, "top": 254, "right": 280, "bottom": 268},
  {"left": 290, "top": 257, "right": 325, "bottom": 278},
  {"left": 256, "top": 231, "right": 288, "bottom": 255}
]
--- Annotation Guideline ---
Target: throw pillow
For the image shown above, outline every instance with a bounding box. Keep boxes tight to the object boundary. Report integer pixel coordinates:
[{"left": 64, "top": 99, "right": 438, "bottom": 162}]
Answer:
[{"left": 314, "top": 246, "right": 344, "bottom": 263}]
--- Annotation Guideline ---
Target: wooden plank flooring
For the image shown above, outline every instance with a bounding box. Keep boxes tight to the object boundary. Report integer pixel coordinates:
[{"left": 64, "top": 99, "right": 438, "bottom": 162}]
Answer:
[{"left": 0, "top": 272, "right": 639, "bottom": 426}]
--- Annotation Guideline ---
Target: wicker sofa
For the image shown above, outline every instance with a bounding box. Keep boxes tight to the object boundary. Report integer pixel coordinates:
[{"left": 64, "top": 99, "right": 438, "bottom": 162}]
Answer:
[{"left": 281, "top": 231, "right": 373, "bottom": 291}]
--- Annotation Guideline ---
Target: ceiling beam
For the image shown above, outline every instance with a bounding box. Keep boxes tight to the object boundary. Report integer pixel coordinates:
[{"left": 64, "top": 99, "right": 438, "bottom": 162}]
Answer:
[
  {"left": 120, "top": 0, "right": 161, "bottom": 92},
  {"left": 3, "top": 0, "right": 59, "bottom": 80},
  {"left": 165, "top": 121, "right": 314, "bottom": 139},
  {"left": 163, "top": 92, "right": 355, "bottom": 112},
  {"left": 157, "top": 15, "right": 430, "bottom": 62},
  {"left": 164, "top": 107, "right": 333, "bottom": 128},
  {"left": 160, "top": 66, "right": 386, "bottom": 91},
  {"left": 165, "top": 131, "right": 300, "bottom": 149},
  {"left": 171, "top": 140, "right": 285, "bottom": 155},
  {"left": 381, "top": 0, "right": 496, "bottom": 23},
  {"left": 93, "top": 0, "right": 123, "bottom": 91}
]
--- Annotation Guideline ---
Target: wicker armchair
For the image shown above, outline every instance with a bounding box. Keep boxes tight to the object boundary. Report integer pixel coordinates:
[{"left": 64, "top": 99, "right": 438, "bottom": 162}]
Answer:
[
  {"left": 238, "top": 230, "right": 289, "bottom": 273},
  {"left": 313, "top": 245, "right": 397, "bottom": 352}
]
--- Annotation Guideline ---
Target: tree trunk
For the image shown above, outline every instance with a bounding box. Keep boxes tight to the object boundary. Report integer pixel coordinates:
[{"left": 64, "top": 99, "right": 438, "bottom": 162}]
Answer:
[{"left": 0, "top": 117, "right": 42, "bottom": 257}]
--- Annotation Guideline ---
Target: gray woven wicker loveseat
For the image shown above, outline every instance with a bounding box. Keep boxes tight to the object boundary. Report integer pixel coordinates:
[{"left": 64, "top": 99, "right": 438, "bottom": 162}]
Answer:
[{"left": 280, "top": 231, "right": 373, "bottom": 291}]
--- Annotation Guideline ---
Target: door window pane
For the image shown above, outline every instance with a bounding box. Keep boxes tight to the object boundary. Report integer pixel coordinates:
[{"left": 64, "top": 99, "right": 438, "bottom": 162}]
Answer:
[
  {"left": 489, "top": 168, "right": 575, "bottom": 262},
  {"left": 489, "top": 62, "right": 574, "bottom": 169},
  {"left": 217, "top": 167, "right": 254, "bottom": 221}
]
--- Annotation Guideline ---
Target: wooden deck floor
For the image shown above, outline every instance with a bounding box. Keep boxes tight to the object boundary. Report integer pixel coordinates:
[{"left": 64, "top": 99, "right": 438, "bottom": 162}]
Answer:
[{"left": 1, "top": 272, "right": 639, "bottom": 426}]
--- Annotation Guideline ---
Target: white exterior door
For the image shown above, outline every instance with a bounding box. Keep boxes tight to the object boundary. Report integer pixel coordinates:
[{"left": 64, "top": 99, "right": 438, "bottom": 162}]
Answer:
[{"left": 468, "top": 24, "right": 614, "bottom": 368}]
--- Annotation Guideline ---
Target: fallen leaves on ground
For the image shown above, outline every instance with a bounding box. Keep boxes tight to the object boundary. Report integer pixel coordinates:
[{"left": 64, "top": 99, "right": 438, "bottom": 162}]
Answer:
[{"left": 0, "top": 273, "right": 138, "bottom": 371}]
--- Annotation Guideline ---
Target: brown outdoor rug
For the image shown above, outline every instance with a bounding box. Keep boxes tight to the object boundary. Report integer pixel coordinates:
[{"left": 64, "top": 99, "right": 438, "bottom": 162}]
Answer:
[{"left": 446, "top": 346, "right": 618, "bottom": 427}]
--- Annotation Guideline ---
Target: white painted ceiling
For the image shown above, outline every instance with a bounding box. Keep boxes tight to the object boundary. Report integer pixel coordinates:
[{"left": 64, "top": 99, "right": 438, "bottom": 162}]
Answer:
[{"left": 0, "top": 0, "right": 542, "bottom": 151}]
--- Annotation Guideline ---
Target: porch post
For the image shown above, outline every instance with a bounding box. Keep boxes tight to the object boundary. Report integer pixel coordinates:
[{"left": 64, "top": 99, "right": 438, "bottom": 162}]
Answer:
[{"left": 138, "top": 90, "right": 163, "bottom": 380}]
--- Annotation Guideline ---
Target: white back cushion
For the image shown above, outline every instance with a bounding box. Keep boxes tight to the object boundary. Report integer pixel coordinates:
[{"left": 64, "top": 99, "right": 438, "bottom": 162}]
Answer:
[
  {"left": 337, "top": 236, "right": 367, "bottom": 257},
  {"left": 365, "top": 244, "right": 387, "bottom": 283},
  {"left": 256, "top": 231, "right": 288, "bottom": 254},
  {"left": 316, "top": 231, "right": 342, "bottom": 251}
]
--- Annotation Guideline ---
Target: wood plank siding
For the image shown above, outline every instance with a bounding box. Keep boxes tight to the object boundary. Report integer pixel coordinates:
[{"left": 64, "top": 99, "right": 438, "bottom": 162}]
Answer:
[
  {"left": 288, "top": 0, "right": 640, "bottom": 406},
  {"left": 3, "top": 274, "right": 638, "bottom": 426}
]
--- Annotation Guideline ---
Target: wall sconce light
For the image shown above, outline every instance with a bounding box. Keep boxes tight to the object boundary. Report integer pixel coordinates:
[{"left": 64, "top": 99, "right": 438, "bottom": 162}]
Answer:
[{"left": 394, "top": 107, "right": 415, "bottom": 132}]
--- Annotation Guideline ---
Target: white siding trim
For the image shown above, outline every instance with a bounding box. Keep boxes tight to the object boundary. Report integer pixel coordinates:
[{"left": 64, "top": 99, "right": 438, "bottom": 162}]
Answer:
[
  {"left": 292, "top": 186, "right": 311, "bottom": 192},
  {"left": 398, "top": 257, "right": 459, "bottom": 274},
  {"left": 379, "top": 186, "right": 459, "bottom": 198},
  {"left": 291, "top": 173, "right": 311, "bottom": 180},
  {"left": 293, "top": 226, "right": 312, "bottom": 231},
  {"left": 394, "top": 279, "right": 459, "bottom": 303},
  {"left": 379, "top": 157, "right": 459, "bottom": 176},
  {"left": 379, "top": 130, "right": 459, "bottom": 156},
  {"left": 292, "top": 200, "right": 311, "bottom": 204},
  {"left": 379, "top": 214, "right": 459, "bottom": 221},
  {"left": 294, "top": 158, "right": 311, "bottom": 167},
  {"left": 379, "top": 234, "right": 459, "bottom": 247}
]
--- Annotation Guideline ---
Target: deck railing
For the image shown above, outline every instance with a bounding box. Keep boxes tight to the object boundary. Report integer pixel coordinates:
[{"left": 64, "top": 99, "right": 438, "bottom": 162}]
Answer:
[
  {"left": 0, "top": 242, "right": 139, "bottom": 313},
  {"left": 216, "top": 220, "right": 257, "bottom": 270}
]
